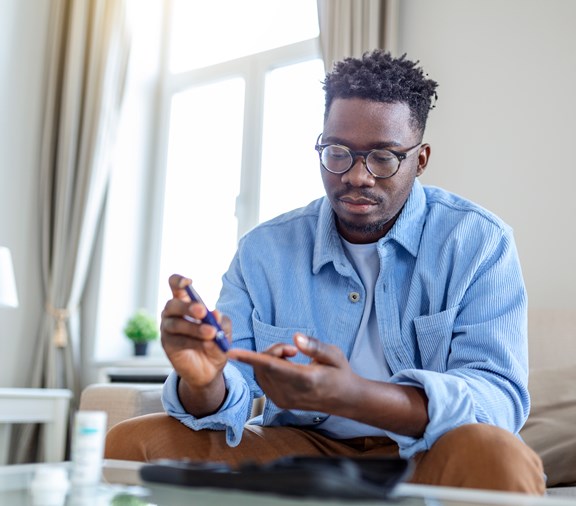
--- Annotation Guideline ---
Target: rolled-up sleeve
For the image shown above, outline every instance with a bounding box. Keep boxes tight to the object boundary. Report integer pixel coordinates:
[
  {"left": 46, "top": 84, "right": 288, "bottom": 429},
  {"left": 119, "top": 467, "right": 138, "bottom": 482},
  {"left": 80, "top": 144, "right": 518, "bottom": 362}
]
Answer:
[
  {"left": 161, "top": 363, "right": 253, "bottom": 446},
  {"left": 385, "top": 370, "right": 476, "bottom": 458}
]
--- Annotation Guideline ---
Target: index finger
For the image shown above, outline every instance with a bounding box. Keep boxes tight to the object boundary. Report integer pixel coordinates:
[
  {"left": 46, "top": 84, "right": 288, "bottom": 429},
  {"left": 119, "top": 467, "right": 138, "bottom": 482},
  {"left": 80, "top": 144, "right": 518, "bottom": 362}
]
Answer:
[{"left": 228, "top": 348, "right": 298, "bottom": 369}]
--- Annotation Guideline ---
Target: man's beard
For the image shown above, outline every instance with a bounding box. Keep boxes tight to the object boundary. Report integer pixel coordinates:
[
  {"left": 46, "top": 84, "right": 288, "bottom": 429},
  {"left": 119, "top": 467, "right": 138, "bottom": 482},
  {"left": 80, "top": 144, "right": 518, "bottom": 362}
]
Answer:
[{"left": 336, "top": 216, "right": 390, "bottom": 237}]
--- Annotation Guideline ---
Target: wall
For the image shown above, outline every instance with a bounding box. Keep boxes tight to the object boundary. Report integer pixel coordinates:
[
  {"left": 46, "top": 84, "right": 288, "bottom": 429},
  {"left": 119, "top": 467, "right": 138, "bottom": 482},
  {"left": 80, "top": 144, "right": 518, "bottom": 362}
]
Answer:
[
  {"left": 0, "top": 0, "right": 574, "bottom": 386},
  {"left": 400, "top": 0, "right": 576, "bottom": 307},
  {"left": 0, "top": 0, "right": 50, "bottom": 386},
  {"left": 398, "top": 0, "right": 576, "bottom": 369}
]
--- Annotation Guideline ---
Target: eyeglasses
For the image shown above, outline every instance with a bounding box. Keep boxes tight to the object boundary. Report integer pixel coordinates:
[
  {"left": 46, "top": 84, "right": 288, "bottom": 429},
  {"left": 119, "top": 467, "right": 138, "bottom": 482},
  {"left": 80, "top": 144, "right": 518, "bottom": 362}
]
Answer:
[{"left": 315, "top": 134, "right": 421, "bottom": 179}]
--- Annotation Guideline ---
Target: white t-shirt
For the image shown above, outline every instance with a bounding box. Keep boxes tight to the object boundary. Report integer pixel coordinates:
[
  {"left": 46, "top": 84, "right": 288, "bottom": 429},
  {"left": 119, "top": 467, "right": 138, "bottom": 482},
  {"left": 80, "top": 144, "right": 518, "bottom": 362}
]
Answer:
[{"left": 315, "top": 238, "right": 391, "bottom": 438}]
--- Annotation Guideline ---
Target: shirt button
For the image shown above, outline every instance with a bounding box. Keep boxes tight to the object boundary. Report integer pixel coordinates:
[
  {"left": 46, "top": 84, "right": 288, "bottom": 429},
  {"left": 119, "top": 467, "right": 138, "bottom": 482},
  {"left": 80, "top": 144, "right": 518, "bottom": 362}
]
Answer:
[
  {"left": 313, "top": 417, "right": 322, "bottom": 423},
  {"left": 348, "top": 292, "right": 360, "bottom": 303}
]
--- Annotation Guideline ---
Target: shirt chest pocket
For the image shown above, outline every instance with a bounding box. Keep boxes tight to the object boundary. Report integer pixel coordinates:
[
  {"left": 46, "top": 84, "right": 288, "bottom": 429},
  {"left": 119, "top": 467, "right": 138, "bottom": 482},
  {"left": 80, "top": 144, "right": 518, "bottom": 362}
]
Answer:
[
  {"left": 251, "top": 311, "right": 314, "bottom": 366},
  {"left": 413, "top": 305, "right": 459, "bottom": 372}
]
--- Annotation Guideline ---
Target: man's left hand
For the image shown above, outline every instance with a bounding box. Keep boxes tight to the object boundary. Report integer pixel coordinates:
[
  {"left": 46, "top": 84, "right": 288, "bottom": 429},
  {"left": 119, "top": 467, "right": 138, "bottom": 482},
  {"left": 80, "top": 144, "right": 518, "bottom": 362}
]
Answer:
[{"left": 227, "top": 333, "right": 356, "bottom": 413}]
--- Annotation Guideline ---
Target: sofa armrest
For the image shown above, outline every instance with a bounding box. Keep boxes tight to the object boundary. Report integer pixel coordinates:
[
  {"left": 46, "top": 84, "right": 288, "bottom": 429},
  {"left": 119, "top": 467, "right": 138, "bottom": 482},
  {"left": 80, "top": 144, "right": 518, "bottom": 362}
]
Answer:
[
  {"left": 521, "top": 366, "right": 576, "bottom": 488},
  {"left": 79, "top": 383, "right": 266, "bottom": 432},
  {"left": 79, "top": 383, "right": 164, "bottom": 431}
]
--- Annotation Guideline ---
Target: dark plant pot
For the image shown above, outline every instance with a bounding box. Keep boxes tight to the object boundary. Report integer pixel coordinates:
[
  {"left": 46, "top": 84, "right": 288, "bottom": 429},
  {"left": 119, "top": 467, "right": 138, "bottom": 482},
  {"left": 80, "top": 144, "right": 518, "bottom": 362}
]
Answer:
[{"left": 134, "top": 342, "right": 149, "bottom": 356}]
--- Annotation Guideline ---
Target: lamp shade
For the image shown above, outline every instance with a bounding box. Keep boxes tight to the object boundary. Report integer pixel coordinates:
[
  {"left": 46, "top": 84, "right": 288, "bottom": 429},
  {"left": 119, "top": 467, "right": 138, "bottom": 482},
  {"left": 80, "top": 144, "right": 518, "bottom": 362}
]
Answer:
[{"left": 0, "top": 246, "right": 19, "bottom": 308}]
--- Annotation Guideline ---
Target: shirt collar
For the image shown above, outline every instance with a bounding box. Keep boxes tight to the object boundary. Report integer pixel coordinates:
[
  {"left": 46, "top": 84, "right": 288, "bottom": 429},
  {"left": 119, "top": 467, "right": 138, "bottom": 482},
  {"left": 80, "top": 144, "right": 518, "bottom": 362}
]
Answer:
[
  {"left": 386, "top": 179, "right": 427, "bottom": 257},
  {"left": 313, "top": 180, "right": 427, "bottom": 274}
]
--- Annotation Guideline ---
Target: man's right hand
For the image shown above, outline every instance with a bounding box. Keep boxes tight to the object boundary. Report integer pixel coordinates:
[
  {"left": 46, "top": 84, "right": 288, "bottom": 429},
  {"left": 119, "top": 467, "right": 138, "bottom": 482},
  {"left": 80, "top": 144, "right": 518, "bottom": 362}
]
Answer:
[{"left": 160, "top": 274, "right": 231, "bottom": 417}]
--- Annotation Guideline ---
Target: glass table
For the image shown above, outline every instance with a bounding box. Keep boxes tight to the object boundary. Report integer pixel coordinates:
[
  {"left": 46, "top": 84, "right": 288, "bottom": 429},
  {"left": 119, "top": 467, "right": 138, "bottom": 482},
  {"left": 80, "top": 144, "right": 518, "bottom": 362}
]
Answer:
[{"left": 0, "top": 460, "right": 573, "bottom": 506}]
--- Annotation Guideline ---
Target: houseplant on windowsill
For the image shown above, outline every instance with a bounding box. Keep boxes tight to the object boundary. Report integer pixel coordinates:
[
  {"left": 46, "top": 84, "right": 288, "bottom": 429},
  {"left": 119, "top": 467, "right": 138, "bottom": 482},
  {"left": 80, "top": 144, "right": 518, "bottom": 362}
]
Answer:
[{"left": 123, "top": 309, "right": 159, "bottom": 356}]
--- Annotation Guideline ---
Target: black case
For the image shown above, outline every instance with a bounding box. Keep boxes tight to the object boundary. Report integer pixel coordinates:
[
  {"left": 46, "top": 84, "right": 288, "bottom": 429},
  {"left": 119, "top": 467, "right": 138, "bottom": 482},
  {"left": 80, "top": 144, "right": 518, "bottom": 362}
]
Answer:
[{"left": 140, "top": 455, "right": 411, "bottom": 500}]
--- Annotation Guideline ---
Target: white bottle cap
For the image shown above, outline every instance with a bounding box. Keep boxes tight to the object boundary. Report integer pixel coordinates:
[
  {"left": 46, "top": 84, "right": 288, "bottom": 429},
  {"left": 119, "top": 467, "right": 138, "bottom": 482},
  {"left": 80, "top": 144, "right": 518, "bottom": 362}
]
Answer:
[{"left": 30, "top": 466, "right": 70, "bottom": 506}]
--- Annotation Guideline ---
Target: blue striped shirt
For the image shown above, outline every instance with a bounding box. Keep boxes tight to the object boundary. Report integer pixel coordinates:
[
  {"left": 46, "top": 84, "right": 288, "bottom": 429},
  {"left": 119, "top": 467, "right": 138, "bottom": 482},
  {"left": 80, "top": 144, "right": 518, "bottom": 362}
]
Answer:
[{"left": 163, "top": 179, "right": 529, "bottom": 458}]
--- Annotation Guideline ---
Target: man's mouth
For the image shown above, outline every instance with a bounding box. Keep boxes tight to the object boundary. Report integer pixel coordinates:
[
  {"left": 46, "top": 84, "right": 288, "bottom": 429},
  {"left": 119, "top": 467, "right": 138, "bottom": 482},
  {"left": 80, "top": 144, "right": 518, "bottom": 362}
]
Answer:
[
  {"left": 338, "top": 195, "right": 379, "bottom": 214},
  {"left": 340, "top": 196, "right": 377, "bottom": 205}
]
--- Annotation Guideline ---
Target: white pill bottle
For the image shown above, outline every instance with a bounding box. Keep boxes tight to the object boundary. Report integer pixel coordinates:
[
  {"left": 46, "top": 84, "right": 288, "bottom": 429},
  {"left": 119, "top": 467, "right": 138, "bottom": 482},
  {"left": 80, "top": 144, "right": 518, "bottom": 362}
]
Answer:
[{"left": 70, "top": 411, "right": 108, "bottom": 486}]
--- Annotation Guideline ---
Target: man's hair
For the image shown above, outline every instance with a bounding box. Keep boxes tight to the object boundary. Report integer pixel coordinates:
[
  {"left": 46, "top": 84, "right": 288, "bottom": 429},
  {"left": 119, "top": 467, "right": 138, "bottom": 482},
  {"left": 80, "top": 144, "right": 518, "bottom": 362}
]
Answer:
[{"left": 322, "top": 50, "right": 439, "bottom": 135}]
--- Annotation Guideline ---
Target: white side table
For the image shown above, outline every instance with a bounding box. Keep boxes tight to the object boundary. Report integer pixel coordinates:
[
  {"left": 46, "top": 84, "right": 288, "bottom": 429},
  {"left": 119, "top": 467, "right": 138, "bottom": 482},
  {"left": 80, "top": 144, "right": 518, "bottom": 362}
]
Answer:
[{"left": 0, "top": 388, "right": 72, "bottom": 464}]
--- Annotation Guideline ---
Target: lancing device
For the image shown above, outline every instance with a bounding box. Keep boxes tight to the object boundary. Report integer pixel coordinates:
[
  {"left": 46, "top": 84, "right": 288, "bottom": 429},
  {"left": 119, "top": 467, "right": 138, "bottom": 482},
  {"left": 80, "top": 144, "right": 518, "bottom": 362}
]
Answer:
[{"left": 184, "top": 284, "right": 230, "bottom": 353}]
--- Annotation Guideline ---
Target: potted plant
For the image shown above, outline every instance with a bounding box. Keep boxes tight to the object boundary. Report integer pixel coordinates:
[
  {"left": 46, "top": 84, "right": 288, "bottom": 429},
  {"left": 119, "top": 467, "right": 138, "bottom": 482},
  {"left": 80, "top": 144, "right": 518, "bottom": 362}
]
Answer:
[{"left": 123, "top": 309, "right": 159, "bottom": 356}]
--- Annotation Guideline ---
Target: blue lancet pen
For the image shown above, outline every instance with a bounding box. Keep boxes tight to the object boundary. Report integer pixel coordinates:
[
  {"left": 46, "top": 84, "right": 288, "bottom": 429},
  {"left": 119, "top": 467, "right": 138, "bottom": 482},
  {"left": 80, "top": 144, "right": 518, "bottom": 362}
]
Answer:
[{"left": 184, "top": 284, "right": 230, "bottom": 353}]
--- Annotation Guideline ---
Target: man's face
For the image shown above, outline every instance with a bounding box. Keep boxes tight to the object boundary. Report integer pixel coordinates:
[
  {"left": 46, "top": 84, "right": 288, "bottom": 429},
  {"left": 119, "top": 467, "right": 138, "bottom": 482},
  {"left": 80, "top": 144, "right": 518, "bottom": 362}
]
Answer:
[{"left": 320, "top": 98, "right": 429, "bottom": 244}]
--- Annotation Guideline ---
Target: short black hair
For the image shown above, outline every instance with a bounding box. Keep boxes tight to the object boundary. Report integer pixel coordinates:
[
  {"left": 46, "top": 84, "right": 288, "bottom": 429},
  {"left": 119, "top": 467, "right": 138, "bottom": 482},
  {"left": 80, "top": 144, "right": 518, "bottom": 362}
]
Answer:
[{"left": 322, "top": 50, "right": 438, "bottom": 135}]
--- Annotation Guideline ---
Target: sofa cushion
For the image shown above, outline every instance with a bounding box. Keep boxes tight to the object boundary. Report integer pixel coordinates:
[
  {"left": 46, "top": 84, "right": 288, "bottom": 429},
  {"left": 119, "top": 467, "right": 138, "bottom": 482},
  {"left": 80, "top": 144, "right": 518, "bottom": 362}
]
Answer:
[
  {"left": 79, "top": 383, "right": 164, "bottom": 431},
  {"left": 520, "top": 366, "right": 576, "bottom": 487}
]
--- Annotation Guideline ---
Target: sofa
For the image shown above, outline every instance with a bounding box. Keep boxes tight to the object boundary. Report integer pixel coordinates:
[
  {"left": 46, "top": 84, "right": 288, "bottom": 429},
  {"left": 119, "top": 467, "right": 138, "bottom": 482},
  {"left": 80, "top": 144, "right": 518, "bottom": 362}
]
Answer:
[
  {"left": 82, "top": 309, "right": 576, "bottom": 496},
  {"left": 521, "top": 309, "right": 576, "bottom": 495},
  {"left": 522, "top": 366, "right": 576, "bottom": 495}
]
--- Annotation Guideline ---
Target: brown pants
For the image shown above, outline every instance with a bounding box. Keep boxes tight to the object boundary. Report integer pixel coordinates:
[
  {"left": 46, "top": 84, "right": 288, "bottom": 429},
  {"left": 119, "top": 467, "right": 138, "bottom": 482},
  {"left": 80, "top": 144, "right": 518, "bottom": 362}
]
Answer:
[{"left": 105, "top": 414, "right": 545, "bottom": 495}]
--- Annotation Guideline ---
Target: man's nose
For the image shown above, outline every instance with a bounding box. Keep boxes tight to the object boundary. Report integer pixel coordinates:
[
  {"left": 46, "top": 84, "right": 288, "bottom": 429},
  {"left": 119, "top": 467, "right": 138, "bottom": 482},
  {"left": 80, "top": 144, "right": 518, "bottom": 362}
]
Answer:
[{"left": 341, "top": 156, "right": 375, "bottom": 187}]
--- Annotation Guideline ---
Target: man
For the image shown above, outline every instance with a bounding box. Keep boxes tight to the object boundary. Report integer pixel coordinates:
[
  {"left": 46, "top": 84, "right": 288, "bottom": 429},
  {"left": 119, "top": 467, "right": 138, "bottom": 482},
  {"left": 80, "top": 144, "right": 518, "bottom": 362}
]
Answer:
[{"left": 106, "top": 51, "right": 544, "bottom": 494}]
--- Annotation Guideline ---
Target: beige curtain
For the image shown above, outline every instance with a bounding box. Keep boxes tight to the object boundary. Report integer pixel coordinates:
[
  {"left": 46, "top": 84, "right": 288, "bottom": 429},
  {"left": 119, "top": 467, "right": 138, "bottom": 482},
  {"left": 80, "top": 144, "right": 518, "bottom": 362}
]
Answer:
[
  {"left": 316, "top": 0, "right": 398, "bottom": 71},
  {"left": 14, "top": 0, "right": 131, "bottom": 463}
]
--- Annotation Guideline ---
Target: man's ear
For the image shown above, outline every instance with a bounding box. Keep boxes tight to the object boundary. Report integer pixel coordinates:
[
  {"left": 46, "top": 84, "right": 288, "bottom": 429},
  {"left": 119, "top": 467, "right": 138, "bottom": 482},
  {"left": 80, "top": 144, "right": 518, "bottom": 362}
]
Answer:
[{"left": 416, "top": 144, "right": 431, "bottom": 177}]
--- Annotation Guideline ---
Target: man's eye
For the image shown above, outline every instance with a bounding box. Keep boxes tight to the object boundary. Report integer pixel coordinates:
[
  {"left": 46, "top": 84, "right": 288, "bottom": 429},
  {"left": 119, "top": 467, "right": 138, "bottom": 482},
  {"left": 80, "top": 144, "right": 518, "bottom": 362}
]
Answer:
[
  {"left": 372, "top": 152, "right": 394, "bottom": 163},
  {"left": 325, "top": 148, "right": 349, "bottom": 160}
]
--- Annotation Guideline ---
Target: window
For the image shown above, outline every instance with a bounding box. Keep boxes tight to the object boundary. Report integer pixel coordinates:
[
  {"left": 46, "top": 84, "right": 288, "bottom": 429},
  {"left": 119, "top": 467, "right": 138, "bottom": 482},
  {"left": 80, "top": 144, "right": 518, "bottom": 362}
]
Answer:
[
  {"left": 260, "top": 59, "right": 326, "bottom": 223},
  {"left": 169, "top": 0, "right": 321, "bottom": 72},
  {"left": 156, "top": 78, "right": 245, "bottom": 309},
  {"left": 96, "top": 0, "right": 325, "bottom": 360}
]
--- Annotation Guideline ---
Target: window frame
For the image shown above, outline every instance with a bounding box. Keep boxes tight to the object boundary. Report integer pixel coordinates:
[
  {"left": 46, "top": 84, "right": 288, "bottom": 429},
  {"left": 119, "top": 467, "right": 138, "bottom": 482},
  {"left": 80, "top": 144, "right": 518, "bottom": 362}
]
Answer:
[{"left": 142, "top": 20, "right": 322, "bottom": 311}]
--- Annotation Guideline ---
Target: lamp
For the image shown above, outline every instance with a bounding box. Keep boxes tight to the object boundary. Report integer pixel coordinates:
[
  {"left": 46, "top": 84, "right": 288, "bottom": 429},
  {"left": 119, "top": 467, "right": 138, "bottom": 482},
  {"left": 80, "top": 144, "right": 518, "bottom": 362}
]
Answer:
[{"left": 0, "top": 246, "right": 19, "bottom": 308}]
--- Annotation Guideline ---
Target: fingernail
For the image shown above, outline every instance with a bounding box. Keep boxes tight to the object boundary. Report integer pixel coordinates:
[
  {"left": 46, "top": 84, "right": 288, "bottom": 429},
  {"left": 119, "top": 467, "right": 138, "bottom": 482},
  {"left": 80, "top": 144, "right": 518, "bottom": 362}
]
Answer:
[{"left": 295, "top": 334, "right": 308, "bottom": 347}]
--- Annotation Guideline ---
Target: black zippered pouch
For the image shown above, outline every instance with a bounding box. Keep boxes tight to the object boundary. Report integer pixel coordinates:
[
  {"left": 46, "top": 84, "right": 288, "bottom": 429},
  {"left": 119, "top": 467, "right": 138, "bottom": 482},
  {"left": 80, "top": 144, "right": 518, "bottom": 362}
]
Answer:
[{"left": 140, "top": 455, "right": 411, "bottom": 500}]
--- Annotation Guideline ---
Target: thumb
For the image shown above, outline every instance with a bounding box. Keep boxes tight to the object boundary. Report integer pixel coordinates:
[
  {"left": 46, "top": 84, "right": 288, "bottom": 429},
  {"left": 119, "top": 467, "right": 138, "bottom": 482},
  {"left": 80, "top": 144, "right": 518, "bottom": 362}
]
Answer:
[{"left": 293, "top": 333, "right": 344, "bottom": 366}]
